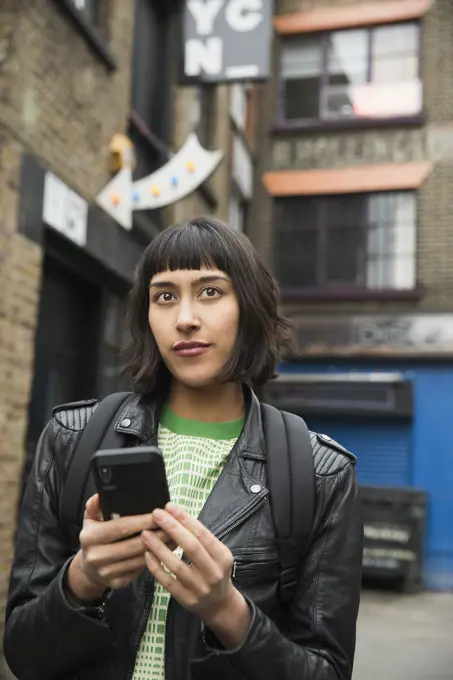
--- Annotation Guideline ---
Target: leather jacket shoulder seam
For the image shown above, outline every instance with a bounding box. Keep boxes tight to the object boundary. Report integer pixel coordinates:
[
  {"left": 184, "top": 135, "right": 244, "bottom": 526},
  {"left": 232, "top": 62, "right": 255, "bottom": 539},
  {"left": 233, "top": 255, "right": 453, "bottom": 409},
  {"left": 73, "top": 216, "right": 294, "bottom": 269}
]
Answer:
[
  {"left": 26, "top": 424, "right": 62, "bottom": 589},
  {"left": 315, "top": 455, "right": 354, "bottom": 478},
  {"left": 53, "top": 407, "right": 95, "bottom": 432}
]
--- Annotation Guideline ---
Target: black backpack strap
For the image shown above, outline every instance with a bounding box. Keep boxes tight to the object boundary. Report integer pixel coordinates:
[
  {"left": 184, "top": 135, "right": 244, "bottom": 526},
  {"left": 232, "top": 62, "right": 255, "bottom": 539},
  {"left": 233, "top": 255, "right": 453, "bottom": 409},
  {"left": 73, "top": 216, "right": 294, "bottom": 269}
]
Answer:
[
  {"left": 60, "top": 392, "right": 133, "bottom": 533},
  {"left": 261, "top": 403, "right": 315, "bottom": 604}
]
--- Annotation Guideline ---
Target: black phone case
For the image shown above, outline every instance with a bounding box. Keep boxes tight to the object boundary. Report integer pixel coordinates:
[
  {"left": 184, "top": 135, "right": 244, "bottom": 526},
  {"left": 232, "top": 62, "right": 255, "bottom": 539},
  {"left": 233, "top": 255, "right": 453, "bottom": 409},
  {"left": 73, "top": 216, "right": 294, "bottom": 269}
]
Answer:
[{"left": 91, "top": 446, "right": 170, "bottom": 520}]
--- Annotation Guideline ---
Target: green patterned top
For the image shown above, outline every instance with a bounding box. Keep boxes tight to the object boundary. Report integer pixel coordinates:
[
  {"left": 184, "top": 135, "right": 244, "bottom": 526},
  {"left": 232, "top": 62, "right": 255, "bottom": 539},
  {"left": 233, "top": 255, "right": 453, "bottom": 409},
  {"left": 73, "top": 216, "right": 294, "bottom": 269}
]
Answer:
[{"left": 132, "top": 405, "right": 244, "bottom": 680}]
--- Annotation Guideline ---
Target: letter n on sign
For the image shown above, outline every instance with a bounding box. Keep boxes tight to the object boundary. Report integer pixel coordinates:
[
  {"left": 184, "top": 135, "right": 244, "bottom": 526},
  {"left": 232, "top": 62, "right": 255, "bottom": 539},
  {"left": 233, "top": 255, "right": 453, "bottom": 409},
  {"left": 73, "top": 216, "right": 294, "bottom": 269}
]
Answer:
[{"left": 181, "top": 0, "right": 273, "bottom": 84}]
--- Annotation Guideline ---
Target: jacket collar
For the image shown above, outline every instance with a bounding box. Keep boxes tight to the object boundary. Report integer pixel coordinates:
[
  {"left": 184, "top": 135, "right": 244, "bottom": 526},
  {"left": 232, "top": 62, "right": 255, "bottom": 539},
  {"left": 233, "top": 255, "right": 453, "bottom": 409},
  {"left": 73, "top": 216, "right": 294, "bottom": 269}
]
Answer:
[
  {"left": 113, "top": 386, "right": 267, "bottom": 541},
  {"left": 114, "top": 385, "right": 265, "bottom": 460}
]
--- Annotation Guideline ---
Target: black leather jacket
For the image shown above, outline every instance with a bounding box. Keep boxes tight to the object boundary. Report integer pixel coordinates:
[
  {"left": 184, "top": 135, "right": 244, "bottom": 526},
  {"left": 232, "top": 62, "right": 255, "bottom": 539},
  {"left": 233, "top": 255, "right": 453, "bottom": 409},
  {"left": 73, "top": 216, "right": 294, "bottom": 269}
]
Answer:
[{"left": 4, "top": 390, "right": 363, "bottom": 680}]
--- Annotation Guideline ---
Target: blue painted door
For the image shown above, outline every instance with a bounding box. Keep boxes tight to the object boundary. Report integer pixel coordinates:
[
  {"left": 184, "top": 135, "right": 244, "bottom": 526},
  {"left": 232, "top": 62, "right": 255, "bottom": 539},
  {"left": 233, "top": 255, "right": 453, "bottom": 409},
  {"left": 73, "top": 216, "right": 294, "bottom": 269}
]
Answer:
[{"left": 307, "top": 418, "right": 412, "bottom": 487}]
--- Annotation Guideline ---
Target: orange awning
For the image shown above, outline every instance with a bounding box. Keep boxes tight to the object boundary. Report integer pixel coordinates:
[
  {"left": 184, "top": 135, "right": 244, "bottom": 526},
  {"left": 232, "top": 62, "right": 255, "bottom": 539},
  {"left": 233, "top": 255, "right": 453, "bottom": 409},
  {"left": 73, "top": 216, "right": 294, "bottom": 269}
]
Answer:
[
  {"left": 274, "top": 0, "right": 433, "bottom": 35},
  {"left": 262, "top": 162, "right": 433, "bottom": 197}
]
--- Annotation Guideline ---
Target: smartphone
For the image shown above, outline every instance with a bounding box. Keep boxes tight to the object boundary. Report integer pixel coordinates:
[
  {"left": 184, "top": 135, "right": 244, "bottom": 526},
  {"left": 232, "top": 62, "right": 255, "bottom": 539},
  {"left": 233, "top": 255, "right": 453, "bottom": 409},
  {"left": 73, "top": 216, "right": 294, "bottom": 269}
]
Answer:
[{"left": 91, "top": 446, "right": 170, "bottom": 521}]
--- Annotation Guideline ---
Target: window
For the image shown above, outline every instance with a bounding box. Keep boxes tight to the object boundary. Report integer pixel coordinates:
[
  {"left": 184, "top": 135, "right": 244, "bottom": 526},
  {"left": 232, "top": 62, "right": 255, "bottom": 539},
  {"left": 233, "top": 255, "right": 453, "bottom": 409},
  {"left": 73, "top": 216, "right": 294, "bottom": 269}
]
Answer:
[
  {"left": 230, "top": 84, "right": 249, "bottom": 130},
  {"left": 71, "top": 0, "right": 97, "bottom": 24},
  {"left": 229, "top": 191, "right": 247, "bottom": 232},
  {"left": 191, "top": 85, "right": 216, "bottom": 149},
  {"left": 279, "top": 22, "right": 420, "bottom": 125},
  {"left": 129, "top": 1, "right": 173, "bottom": 185},
  {"left": 131, "top": 1, "right": 172, "bottom": 147},
  {"left": 97, "top": 292, "right": 130, "bottom": 398},
  {"left": 274, "top": 192, "right": 416, "bottom": 293}
]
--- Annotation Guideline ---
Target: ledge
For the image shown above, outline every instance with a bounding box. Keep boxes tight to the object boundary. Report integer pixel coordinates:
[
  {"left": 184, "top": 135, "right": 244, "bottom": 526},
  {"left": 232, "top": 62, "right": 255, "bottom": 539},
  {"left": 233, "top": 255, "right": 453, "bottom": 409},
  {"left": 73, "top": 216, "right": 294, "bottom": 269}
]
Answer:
[
  {"left": 54, "top": 0, "right": 117, "bottom": 71},
  {"left": 271, "top": 113, "right": 426, "bottom": 135},
  {"left": 274, "top": 0, "right": 433, "bottom": 35},
  {"left": 263, "top": 161, "right": 433, "bottom": 197},
  {"left": 280, "top": 287, "right": 424, "bottom": 302}
]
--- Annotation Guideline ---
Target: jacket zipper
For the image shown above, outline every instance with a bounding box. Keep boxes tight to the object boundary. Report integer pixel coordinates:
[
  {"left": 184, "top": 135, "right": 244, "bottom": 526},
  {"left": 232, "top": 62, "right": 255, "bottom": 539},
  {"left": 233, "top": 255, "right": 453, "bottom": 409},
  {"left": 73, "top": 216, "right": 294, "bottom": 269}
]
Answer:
[
  {"left": 126, "top": 575, "right": 155, "bottom": 680},
  {"left": 128, "top": 494, "right": 268, "bottom": 680},
  {"left": 216, "top": 492, "right": 268, "bottom": 542}
]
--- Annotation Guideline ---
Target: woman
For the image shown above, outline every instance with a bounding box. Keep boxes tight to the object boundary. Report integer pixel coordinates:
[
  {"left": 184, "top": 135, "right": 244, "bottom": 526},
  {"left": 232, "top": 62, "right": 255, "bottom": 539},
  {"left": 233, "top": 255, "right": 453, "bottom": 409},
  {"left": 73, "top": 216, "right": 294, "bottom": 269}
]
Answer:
[{"left": 5, "top": 218, "right": 363, "bottom": 680}]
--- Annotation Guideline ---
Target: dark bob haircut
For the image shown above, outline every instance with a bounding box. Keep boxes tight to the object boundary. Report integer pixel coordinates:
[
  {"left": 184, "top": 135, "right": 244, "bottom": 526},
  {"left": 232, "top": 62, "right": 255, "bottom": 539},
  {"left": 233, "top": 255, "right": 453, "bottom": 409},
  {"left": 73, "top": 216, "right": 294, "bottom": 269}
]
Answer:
[{"left": 124, "top": 217, "right": 293, "bottom": 395}]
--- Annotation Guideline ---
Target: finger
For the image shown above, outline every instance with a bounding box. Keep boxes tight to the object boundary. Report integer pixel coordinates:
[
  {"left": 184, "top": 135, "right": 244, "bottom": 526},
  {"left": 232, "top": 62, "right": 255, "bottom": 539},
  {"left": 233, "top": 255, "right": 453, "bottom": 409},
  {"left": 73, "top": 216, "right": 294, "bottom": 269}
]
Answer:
[
  {"left": 83, "top": 534, "right": 147, "bottom": 566},
  {"left": 110, "top": 568, "right": 144, "bottom": 590},
  {"left": 144, "top": 552, "right": 187, "bottom": 601},
  {"left": 98, "top": 554, "right": 146, "bottom": 580},
  {"left": 150, "top": 510, "right": 216, "bottom": 577},
  {"left": 83, "top": 512, "right": 160, "bottom": 545},
  {"left": 165, "top": 504, "right": 232, "bottom": 568},
  {"left": 142, "top": 531, "right": 198, "bottom": 590},
  {"left": 84, "top": 494, "right": 103, "bottom": 522},
  {"left": 154, "top": 529, "right": 175, "bottom": 546}
]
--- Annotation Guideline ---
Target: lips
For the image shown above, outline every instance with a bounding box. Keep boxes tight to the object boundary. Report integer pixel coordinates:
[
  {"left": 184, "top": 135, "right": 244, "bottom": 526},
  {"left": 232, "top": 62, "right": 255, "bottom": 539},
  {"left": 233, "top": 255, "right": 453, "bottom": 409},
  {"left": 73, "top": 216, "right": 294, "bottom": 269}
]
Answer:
[{"left": 172, "top": 341, "right": 211, "bottom": 357}]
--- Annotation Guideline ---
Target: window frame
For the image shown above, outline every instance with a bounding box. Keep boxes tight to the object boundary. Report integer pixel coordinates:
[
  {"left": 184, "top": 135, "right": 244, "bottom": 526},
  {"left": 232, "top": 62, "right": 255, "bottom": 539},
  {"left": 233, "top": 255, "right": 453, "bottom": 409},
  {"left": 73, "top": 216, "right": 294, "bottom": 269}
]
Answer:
[
  {"left": 55, "top": 0, "right": 117, "bottom": 70},
  {"left": 273, "top": 191, "right": 422, "bottom": 302},
  {"left": 275, "top": 21, "right": 423, "bottom": 132}
]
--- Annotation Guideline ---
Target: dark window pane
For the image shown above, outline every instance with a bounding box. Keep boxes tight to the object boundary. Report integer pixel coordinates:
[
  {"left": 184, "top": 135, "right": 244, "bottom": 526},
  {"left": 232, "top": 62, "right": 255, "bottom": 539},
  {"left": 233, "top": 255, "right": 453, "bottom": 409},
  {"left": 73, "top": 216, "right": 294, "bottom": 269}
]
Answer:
[
  {"left": 132, "top": 1, "right": 171, "bottom": 140},
  {"left": 281, "top": 37, "right": 322, "bottom": 121},
  {"left": 274, "top": 198, "right": 319, "bottom": 287},
  {"left": 324, "top": 195, "right": 365, "bottom": 283},
  {"left": 284, "top": 78, "right": 320, "bottom": 120},
  {"left": 194, "top": 86, "right": 216, "bottom": 148},
  {"left": 326, "top": 225, "right": 362, "bottom": 283},
  {"left": 276, "top": 229, "right": 319, "bottom": 287}
]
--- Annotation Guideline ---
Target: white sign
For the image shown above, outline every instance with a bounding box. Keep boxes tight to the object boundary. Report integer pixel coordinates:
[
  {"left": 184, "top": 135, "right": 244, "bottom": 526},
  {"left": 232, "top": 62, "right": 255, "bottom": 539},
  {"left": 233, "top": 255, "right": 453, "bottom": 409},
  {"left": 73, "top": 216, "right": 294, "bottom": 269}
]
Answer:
[
  {"left": 42, "top": 172, "right": 88, "bottom": 247},
  {"left": 183, "top": 0, "right": 272, "bottom": 83},
  {"left": 354, "top": 79, "right": 423, "bottom": 119},
  {"left": 96, "top": 133, "right": 223, "bottom": 229},
  {"left": 232, "top": 134, "right": 253, "bottom": 199},
  {"left": 230, "top": 83, "right": 248, "bottom": 130}
]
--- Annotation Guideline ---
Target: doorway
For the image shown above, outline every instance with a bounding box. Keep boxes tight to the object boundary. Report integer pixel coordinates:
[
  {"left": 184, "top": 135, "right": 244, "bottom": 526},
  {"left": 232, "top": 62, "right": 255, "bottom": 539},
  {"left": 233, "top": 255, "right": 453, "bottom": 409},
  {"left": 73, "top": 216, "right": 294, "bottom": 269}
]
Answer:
[{"left": 23, "top": 255, "right": 101, "bottom": 494}]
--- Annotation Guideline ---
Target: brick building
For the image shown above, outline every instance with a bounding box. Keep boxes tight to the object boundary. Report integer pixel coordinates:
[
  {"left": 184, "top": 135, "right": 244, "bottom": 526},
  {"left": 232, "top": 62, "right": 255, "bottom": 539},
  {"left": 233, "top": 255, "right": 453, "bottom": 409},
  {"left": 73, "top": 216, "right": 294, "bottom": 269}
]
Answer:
[
  {"left": 0, "top": 0, "right": 256, "bottom": 667},
  {"left": 250, "top": 0, "right": 453, "bottom": 591}
]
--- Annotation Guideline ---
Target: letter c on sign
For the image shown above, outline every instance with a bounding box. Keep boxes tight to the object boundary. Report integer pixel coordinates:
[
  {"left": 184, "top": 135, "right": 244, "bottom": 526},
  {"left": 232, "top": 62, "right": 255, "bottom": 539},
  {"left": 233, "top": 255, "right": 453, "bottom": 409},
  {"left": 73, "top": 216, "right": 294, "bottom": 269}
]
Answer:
[{"left": 225, "top": 0, "right": 263, "bottom": 32}]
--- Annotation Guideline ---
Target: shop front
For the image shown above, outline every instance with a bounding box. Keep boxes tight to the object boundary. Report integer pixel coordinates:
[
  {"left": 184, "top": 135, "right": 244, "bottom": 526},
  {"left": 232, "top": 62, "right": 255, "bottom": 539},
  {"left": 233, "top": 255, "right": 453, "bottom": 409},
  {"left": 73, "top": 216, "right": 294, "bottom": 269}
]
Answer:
[
  {"left": 265, "top": 313, "right": 453, "bottom": 591},
  {"left": 17, "top": 153, "right": 159, "bottom": 499}
]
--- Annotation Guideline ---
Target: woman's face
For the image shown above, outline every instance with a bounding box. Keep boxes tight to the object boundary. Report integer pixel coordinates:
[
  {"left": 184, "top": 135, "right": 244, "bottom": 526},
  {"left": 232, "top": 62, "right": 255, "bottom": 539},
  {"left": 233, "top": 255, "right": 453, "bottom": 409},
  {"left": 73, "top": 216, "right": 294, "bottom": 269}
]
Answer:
[{"left": 148, "top": 267, "right": 240, "bottom": 389}]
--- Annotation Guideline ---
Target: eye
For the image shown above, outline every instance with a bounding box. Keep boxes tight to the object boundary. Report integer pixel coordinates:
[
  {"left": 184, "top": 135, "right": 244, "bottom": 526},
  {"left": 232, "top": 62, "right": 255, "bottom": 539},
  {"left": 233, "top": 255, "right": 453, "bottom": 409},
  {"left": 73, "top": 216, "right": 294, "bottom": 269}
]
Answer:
[
  {"left": 155, "top": 291, "right": 175, "bottom": 304},
  {"left": 200, "top": 287, "right": 221, "bottom": 299}
]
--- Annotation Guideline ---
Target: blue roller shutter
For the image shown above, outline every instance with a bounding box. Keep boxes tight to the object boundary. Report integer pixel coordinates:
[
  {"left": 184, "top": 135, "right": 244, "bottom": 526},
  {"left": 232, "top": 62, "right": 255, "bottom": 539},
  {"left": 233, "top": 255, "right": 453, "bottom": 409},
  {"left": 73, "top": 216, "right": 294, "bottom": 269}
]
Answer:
[{"left": 307, "top": 419, "right": 412, "bottom": 487}]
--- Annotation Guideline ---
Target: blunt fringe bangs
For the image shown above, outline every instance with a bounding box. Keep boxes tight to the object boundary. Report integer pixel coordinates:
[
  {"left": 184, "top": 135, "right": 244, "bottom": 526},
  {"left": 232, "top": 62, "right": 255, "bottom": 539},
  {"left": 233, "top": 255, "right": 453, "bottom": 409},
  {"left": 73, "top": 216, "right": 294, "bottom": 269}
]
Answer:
[{"left": 124, "top": 217, "right": 294, "bottom": 395}]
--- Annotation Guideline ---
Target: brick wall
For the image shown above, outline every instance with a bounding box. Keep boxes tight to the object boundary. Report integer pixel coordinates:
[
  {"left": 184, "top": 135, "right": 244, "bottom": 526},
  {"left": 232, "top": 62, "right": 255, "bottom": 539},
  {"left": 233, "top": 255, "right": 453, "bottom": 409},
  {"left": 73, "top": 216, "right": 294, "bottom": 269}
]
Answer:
[
  {"left": 0, "top": 1, "right": 135, "bottom": 202},
  {"left": 0, "top": 1, "right": 136, "bottom": 668},
  {"left": 251, "top": 0, "right": 453, "bottom": 315},
  {"left": 0, "top": 129, "right": 43, "bottom": 658}
]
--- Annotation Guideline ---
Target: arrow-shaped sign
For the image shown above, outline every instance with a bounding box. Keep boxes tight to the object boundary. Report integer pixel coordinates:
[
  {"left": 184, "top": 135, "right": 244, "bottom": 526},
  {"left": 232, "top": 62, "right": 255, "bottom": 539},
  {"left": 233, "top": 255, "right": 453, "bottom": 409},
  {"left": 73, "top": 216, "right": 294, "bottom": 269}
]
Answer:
[{"left": 96, "top": 133, "right": 223, "bottom": 230}]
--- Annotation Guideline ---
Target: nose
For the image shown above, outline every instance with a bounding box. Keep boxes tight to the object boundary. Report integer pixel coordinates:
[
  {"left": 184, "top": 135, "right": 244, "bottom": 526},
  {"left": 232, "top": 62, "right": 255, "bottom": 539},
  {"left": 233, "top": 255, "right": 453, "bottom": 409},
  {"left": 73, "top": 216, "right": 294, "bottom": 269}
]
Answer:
[{"left": 175, "top": 299, "right": 201, "bottom": 332}]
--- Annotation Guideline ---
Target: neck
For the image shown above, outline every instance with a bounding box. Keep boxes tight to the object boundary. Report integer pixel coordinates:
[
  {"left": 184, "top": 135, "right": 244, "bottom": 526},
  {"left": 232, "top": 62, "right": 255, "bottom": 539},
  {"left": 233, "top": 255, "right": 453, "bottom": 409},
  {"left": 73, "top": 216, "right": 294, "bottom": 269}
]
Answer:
[{"left": 168, "top": 381, "right": 245, "bottom": 423}]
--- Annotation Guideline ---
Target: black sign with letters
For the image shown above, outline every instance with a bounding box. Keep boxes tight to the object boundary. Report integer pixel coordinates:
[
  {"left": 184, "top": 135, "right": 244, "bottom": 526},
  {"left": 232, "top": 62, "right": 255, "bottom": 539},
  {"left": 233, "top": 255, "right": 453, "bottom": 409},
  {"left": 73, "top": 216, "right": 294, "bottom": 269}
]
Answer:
[{"left": 181, "top": 0, "right": 273, "bottom": 83}]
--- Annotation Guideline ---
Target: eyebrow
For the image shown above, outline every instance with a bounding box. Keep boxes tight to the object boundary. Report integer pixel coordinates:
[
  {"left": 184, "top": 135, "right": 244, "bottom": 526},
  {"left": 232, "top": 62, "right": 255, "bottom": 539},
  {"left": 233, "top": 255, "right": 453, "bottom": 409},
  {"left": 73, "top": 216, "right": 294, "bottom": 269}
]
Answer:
[{"left": 149, "top": 275, "right": 231, "bottom": 289}]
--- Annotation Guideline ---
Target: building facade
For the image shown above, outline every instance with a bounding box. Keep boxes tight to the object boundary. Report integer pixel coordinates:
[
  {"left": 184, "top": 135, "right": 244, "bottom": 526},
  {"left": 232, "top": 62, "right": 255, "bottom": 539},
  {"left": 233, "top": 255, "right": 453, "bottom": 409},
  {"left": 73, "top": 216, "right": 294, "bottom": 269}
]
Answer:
[
  {"left": 250, "top": 0, "right": 453, "bottom": 591},
  {"left": 0, "top": 0, "right": 257, "bottom": 666}
]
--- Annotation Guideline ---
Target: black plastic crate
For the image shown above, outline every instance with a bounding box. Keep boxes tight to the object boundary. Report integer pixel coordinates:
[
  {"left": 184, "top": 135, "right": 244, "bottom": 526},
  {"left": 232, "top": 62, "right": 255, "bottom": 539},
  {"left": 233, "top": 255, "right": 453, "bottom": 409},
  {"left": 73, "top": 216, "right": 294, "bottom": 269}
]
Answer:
[{"left": 360, "top": 485, "right": 428, "bottom": 592}]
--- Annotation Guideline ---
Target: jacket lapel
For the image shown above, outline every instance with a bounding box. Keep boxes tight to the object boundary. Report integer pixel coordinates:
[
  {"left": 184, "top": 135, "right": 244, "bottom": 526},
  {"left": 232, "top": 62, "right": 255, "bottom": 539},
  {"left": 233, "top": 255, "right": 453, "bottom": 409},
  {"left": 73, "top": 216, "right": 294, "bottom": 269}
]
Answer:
[{"left": 109, "top": 387, "right": 268, "bottom": 540}]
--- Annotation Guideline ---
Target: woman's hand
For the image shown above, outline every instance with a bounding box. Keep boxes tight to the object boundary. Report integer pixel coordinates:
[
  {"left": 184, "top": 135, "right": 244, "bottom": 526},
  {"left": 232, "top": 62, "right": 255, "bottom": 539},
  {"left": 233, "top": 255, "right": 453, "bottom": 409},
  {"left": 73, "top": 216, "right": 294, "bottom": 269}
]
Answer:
[
  {"left": 67, "top": 495, "right": 175, "bottom": 603},
  {"left": 142, "top": 503, "right": 252, "bottom": 649}
]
